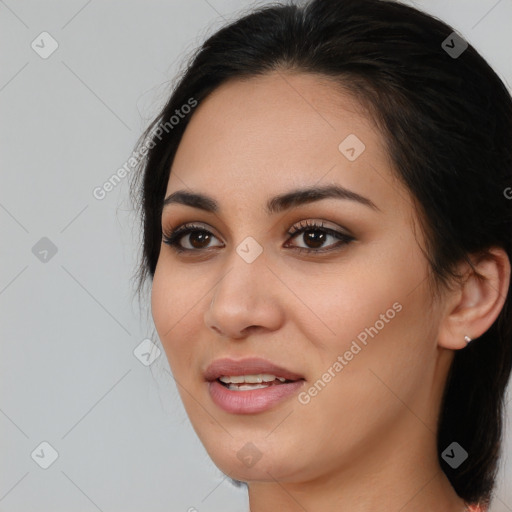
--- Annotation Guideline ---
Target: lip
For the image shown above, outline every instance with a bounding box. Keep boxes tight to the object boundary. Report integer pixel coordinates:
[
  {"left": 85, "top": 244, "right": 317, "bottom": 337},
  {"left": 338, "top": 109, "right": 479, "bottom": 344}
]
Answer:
[
  {"left": 204, "top": 357, "right": 305, "bottom": 414},
  {"left": 204, "top": 357, "right": 305, "bottom": 382},
  {"left": 208, "top": 379, "right": 305, "bottom": 414}
]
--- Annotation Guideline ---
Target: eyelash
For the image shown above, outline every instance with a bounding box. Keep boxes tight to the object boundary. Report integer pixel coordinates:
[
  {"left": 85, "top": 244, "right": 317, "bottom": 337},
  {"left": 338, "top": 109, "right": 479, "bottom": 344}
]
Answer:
[{"left": 161, "top": 219, "right": 355, "bottom": 255}]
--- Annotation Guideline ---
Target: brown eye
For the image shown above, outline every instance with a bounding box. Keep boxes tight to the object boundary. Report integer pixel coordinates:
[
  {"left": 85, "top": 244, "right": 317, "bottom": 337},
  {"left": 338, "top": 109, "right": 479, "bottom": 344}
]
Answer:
[
  {"left": 286, "top": 220, "right": 355, "bottom": 253},
  {"left": 300, "top": 229, "right": 327, "bottom": 249},
  {"left": 162, "top": 224, "right": 223, "bottom": 252},
  {"left": 187, "top": 230, "right": 212, "bottom": 249},
  {"left": 162, "top": 220, "right": 354, "bottom": 255}
]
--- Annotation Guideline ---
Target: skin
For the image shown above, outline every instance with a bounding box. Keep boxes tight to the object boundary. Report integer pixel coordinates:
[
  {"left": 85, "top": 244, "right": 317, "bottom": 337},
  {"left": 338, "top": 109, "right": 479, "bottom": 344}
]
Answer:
[{"left": 151, "top": 71, "right": 510, "bottom": 511}]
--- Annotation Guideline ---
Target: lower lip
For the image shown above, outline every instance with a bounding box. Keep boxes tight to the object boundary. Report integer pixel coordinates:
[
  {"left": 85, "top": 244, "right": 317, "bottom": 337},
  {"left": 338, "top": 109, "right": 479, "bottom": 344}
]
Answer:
[{"left": 208, "top": 379, "right": 305, "bottom": 414}]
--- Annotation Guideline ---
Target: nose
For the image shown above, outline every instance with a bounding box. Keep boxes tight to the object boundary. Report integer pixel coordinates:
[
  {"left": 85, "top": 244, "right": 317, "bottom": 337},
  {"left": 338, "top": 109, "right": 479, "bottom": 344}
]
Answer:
[{"left": 204, "top": 253, "right": 283, "bottom": 339}]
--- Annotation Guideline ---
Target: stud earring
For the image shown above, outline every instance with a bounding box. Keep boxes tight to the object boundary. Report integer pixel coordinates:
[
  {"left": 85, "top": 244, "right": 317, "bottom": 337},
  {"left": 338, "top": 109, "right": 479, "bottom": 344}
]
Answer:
[{"left": 464, "top": 335, "right": 472, "bottom": 344}]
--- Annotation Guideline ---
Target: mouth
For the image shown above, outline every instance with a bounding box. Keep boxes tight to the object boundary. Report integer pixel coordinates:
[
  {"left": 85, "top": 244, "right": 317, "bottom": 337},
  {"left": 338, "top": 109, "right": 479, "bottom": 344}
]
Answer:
[
  {"left": 216, "top": 374, "right": 297, "bottom": 391},
  {"left": 204, "top": 356, "right": 305, "bottom": 382},
  {"left": 204, "top": 357, "right": 306, "bottom": 414}
]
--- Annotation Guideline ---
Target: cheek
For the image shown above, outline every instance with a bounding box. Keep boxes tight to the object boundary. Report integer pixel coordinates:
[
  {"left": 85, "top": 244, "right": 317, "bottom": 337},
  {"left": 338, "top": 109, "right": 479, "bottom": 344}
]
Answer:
[
  {"left": 293, "top": 246, "right": 425, "bottom": 354},
  {"left": 298, "top": 242, "right": 432, "bottom": 410},
  {"left": 151, "top": 262, "right": 173, "bottom": 338},
  {"left": 150, "top": 262, "right": 199, "bottom": 372}
]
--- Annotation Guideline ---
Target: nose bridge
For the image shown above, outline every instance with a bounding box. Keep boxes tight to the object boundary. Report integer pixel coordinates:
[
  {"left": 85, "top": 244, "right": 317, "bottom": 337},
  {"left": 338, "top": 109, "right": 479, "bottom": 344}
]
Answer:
[
  {"left": 205, "top": 240, "right": 281, "bottom": 337},
  {"left": 213, "top": 239, "right": 266, "bottom": 305}
]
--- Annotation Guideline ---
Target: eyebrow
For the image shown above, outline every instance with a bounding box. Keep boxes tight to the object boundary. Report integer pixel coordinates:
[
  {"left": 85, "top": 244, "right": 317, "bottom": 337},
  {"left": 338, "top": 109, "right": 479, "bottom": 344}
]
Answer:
[{"left": 162, "top": 184, "right": 380, "bottom": 215}]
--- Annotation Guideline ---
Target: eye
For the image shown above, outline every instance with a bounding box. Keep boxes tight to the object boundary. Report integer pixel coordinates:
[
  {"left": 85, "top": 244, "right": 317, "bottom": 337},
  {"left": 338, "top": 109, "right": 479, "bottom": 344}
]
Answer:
[
  {"left": 161, "top": 220, "right": 355, "bottom": 254},
  {"left": 162, "top": 223, "right": 223, "bottom": 252},
  {"left": 284, "top": 219, "right": 355, "bottom": 253}
]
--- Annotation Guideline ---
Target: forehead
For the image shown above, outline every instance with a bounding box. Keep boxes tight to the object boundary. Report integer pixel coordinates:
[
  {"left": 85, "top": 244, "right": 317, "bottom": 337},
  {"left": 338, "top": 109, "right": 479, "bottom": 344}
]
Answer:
[{"left": 166, "top": 71, "right": 406, "bottom": 217}]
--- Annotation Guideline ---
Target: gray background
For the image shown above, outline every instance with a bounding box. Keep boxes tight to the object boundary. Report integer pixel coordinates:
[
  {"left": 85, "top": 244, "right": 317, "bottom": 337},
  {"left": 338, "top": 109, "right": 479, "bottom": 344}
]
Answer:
[{"left": 1, "top": 0, "right": 511, "bottom": 510}]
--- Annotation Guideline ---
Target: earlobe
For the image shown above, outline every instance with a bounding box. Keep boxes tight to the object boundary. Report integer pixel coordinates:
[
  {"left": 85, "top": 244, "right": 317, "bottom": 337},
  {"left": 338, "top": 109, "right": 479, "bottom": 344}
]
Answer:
[{"left": 437, "top": 247, "right": 511, "bottom": 350}]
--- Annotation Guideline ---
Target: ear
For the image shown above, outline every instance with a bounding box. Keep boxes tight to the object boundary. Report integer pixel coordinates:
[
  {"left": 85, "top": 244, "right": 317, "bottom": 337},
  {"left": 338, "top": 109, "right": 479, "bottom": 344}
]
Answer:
[{"left": 437, "top": 247, "right": 511, "bottom": 350}]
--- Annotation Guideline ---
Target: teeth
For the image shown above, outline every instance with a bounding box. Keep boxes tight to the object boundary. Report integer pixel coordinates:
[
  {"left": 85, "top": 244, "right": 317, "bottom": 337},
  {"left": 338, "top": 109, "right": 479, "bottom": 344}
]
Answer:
[
  {"left": 227, "top": 383, "right": 271, "bottom": 391},
  {"left": 219, "top": 374, "right": 287, "bottom": 384}
]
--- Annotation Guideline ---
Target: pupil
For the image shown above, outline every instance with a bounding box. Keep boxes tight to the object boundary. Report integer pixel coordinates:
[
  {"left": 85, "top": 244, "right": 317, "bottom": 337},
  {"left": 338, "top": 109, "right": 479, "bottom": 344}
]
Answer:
[
  {"left": 305, "top": 229, "right": 325, "bottom": 248},
  {"left": 190, "top": 231, "right": 210, "bottom": 248}
]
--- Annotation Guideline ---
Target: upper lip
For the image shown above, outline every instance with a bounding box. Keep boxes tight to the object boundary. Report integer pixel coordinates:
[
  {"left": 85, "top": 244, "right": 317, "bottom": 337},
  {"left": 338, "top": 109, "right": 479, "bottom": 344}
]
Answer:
[{"left": 204, "top": 357, "right": 305, "bottom": 382}]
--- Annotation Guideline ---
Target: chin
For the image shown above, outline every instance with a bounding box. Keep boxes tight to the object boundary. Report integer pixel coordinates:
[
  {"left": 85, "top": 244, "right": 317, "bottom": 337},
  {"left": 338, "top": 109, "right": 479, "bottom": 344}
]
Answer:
[{"left": 204, "top": 439, "right": 304, "bottom": 484}]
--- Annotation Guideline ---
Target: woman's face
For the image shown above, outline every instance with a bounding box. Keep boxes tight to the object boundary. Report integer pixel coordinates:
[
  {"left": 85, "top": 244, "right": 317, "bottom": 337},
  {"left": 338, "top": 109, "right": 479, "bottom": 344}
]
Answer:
[{"left": 151, "top": 71, "right": 452, "bottom": 484}]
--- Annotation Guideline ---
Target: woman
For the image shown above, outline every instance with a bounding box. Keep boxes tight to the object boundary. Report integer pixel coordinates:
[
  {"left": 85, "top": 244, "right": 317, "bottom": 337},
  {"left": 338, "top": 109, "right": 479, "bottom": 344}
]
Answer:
[{"left": 130, "top": 0, "right": 512, "bottom": 510}]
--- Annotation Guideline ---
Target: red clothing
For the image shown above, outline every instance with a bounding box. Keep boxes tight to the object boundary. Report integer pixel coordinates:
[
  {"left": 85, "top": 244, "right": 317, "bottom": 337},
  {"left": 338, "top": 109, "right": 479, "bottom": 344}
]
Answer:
[{"left": 466, "top": 505, "right": 486, "bottom": 512}]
